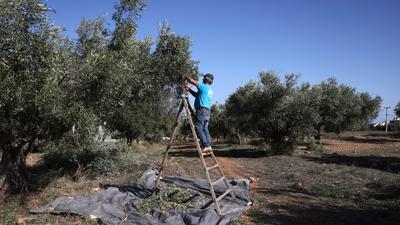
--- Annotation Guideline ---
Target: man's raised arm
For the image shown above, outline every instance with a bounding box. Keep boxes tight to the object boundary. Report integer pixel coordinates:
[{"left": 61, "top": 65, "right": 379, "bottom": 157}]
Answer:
[{"left": 185, "top": 75, "right": 199, "bottom": 87}]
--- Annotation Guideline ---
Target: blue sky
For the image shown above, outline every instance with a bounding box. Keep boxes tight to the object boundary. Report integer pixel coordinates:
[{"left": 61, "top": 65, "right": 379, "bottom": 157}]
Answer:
[{"left": 46, "top": 0, "right": 400, "bottom": 122}]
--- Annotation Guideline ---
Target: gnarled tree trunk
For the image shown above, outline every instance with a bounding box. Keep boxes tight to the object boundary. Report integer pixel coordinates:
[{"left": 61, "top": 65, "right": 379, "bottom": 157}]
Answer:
[{"left": 0, "top": 138, "right": 39, "bottom": 193}]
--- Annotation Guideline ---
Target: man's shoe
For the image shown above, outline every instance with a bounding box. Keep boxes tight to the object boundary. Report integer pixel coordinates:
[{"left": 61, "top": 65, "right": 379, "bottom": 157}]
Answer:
[{"left": 202, "top": 146, "right": 212, "bottom": 153}]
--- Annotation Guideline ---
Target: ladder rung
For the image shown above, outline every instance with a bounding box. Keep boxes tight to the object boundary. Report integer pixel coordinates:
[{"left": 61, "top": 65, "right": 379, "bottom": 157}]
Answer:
[
  {"left": 212, "top": 177, "right": 225, "bottom": 186},
  {"left": 202, "top": 152, "right": 212, "bottom": 156},
  {"left": 206, "top": 164, "right": 219, "bottom": 171},
  {"left": 216, "top": 189, "right": 232, "bottom": 202}
]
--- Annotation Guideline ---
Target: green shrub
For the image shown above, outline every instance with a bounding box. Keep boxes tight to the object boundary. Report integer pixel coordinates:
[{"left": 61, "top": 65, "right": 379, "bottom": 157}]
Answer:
[
  {"left": 43, "top": 137, "right": 155, "bottom": 177},
  {"left": 87, "top": 158, "right": 118, "bottom": 176}
]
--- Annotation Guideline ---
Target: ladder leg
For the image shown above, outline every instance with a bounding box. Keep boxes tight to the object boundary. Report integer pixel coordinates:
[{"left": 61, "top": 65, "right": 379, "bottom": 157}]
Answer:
[
  {"left": 182, "top": 98, "right": 222, "bottom": 215},
  {"left": 155, "top": 101, "right": 184, "bottom": 188},
  {"left": 210, "top": 152, "right": 236, "bottom": 199}
]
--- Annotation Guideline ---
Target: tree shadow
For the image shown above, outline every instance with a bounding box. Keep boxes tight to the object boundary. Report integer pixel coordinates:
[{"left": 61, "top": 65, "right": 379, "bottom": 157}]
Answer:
[
  {"left": 366, "top": 181, "right": 400, "bottom": 200},
  {"left": 169, "top": 144, "right": 196, "bottom": 150},
  {"left": 27, "top": 163, "right": 66, "bottom": 193},
  {"left": 250, "top": 184, "right": 400, "bottom": 225},
  {"left": 249, "top": 187, "right": 400, "bottom": 225},
  {"left": 303, "top": 153, "right": 400, "bottom": 173},
  {"left": 340, "top": 136, "right": 400, "bottom": 144},
  {"left": 168, "top": 142, "right": 232, "bottom": 150},
  {"left": 361, "top": 132, "right": 400, "bottom": 139},
  {"left": 249, "top": 202, "right": 400, "bottom": 225},
  {"left": 169, "top": 148, "right": 268, "bottom": 158}
]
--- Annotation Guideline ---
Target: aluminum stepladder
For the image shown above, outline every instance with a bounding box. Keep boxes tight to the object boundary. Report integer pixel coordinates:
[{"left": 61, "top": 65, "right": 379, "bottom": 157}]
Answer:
[{"left": 155, "top": 97, "right": 235, "bottom": 216}]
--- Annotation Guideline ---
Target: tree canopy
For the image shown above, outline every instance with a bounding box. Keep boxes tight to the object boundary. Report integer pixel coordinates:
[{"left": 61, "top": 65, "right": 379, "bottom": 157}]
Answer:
[
  {"left": 313, "top": 78, "right": 381, "bottom": 135},
  {"left": 0, "top": 0, "right": 81, "bottom": 192},
  {"left": 225, "top": 71, "right": 319, "bottom": 152}
]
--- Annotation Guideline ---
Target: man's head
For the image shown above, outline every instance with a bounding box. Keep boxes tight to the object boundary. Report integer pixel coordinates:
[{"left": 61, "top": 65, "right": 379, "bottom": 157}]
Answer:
[{"left": 203, "top": 73, "right": 214, "bottom": 85}]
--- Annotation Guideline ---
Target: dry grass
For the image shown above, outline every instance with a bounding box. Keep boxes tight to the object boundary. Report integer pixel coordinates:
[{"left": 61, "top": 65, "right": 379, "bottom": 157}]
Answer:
[{"left": 0, "top": 143, "right": 163, "bottom": 225}]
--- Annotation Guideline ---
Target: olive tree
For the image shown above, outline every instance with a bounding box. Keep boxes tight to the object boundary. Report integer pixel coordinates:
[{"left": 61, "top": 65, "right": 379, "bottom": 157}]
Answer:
[
  {"left": 225, "top": 82, "right": 259, "bottom": 145},
  {"left": 313, "top": 78, "right": 381, "bottom": 137},
  {"left": 209, "top": 104, "right": 233, "bottom": 142},
  {"left": 153, "top": 21, "right": 199, "bottom": 96},
  {"left": 74, "top": 2, "right": 198, "bottom": 144},
  {"left": 225, "top": 71, "right": 319, "bottom": 153},
  {"left": 253, "top": 72, "right": 319, "bottom": 153},
  {"left": 357, "top": 92, "right": 382, "bottom": 128},
  {"left": 0, "top": 0, "right": 82, "bottom": 192}
]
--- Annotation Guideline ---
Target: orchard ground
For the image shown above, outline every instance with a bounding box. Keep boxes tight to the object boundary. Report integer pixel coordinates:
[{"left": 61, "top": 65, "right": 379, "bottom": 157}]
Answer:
[{"left": 1, "top": 131, "right": 399, "bottom": 225}]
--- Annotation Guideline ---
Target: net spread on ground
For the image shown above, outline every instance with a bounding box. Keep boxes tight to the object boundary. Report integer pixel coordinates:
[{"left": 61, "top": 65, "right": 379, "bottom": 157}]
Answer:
[{"left": 31, "top": 169, "right": 253, "bottom": 225}]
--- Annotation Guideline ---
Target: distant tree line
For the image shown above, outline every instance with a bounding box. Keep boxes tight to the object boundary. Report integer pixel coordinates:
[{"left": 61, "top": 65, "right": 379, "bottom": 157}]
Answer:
[{"left": 208, "top": 72, "right": 382, "bottom": 154}]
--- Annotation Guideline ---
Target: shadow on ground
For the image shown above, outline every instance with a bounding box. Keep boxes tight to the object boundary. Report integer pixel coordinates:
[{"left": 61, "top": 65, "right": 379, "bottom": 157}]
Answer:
[
  {"left": 361, "top": 132, "right": 400, "bottom": 139},
  {"left": 28, "top": 164, "right": 66, "bottom": 193},
  {"left": 340, "top": 136, "right": 400, "bottom": 144},
  {"left": 303, "top": 153, "right": 400, "bottom": 173},
  {"left": 250, "top": 182, "right": 400, "bottom": 225},
  {"left": 169, "top": 143, "right": 232, "bottom": 150},
  {"left": 249, "top": 203, "right": 400, "bottom": 225},
  {"left": 169, "top": 148, "right": 268, "bottom": 158},
  {"left": 366, "top": 181, "right": 400, "bottom": 200}
]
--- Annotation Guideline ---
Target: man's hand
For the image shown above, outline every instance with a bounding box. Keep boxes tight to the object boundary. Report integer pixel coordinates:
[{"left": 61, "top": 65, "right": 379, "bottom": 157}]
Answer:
[
  {"left": 183, "top": 85, "right": 197, "bottom": 97},
  {"left": 183, "top": 85, "right": 190, "bottom": 92}
]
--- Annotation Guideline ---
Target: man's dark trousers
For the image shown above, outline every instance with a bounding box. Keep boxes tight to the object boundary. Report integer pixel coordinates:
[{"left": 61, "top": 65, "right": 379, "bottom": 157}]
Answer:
[{"left": 195, "top": 108, "right": 211, "bottom": 148}]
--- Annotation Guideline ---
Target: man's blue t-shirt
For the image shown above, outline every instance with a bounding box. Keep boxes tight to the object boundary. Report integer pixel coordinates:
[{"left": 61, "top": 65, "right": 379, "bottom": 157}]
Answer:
[{"left": 194, "top": 83, "right": 213, "bottom": 109}]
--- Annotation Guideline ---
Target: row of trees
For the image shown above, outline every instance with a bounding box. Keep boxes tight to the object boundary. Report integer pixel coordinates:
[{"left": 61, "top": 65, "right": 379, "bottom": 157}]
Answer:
[
  {"left": 0, "top": 0, "right": 197, "bottom": 192},
  {"left": 208, "top": 72, "right": 382, "bottom": 154}
]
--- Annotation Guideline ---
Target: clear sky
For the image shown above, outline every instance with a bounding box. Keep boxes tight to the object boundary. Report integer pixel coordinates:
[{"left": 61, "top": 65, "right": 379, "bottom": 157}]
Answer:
[{"left": 46, "top": 0, "right": 399, "bottom": 122}]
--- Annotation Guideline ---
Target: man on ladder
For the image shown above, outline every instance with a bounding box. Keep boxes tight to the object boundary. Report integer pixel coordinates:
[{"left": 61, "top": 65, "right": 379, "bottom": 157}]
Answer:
[
  {"left": 184, "top": 73, "right": 214, "bottom": 153},
  {"left": 157, "top": 73, "right": 235, "bottom": 216}
]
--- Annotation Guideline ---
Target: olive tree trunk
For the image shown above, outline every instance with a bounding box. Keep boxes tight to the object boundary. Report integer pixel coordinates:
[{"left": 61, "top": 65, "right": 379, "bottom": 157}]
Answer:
[{"left": 0, "top": 138, "right": 39, "bottom": 193}]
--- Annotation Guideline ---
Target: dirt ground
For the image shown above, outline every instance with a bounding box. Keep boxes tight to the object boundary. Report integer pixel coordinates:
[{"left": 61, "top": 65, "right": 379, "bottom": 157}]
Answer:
[
  {"left": 1, "top": 131, "right": 399, "bottom": 225},
  {"left": 164, "top": 131, "right": 400, "bottom": 225}
]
